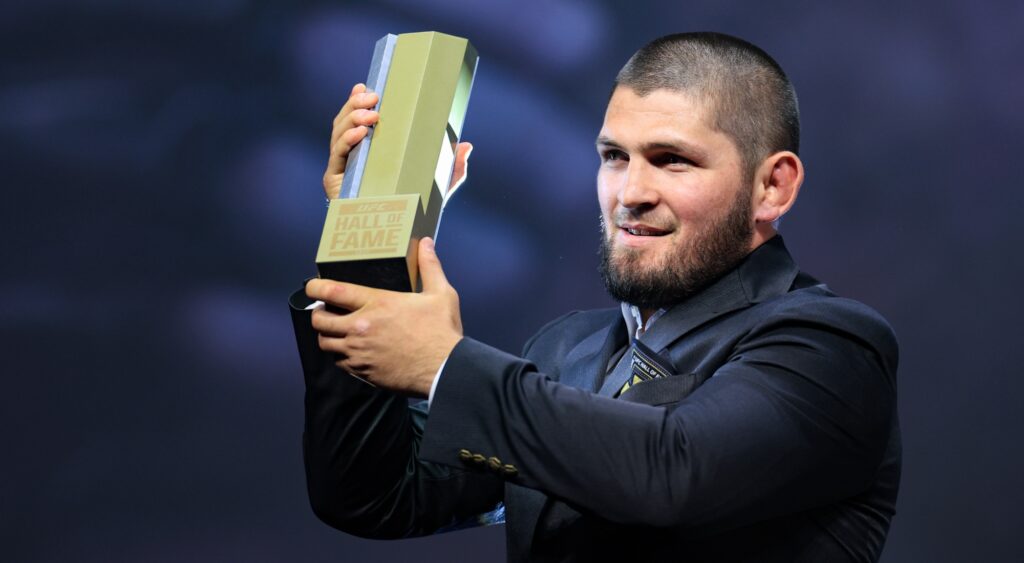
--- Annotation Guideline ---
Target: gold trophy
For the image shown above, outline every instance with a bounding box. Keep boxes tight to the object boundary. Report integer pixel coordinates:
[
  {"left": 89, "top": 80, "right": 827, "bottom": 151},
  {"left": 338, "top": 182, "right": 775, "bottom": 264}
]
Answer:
[{"left": 316, "top": 32, "right": 478, "bottom": 292}]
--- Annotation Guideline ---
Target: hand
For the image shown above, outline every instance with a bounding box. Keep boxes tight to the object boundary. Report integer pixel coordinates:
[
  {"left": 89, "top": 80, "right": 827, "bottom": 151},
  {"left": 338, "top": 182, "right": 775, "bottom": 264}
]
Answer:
[
  {"left": 324, "top": 84, "right": 474, "bottom": 200},
  {"left": 306, "top": 238, "right": 463, "bottom": 397},
  {"left": 324, "top": 83, "right": 380, "bottom": 199}
]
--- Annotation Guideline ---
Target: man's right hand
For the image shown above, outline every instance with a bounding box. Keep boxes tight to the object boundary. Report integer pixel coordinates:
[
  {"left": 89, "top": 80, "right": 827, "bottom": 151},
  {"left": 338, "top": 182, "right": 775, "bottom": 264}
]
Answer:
[{"left": 324, "top": 83, "right": 381, "bottom": 199}]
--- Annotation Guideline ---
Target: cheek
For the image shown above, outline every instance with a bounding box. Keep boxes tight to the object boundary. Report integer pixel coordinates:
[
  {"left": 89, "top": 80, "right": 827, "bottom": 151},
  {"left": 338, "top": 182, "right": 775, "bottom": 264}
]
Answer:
[
  {"left": 596, "top": 171, "right": 616, "bottom": 215},
  {"left": 666, "top": 179, "right": 737, "bottom": 223},
  {"left": 663, "top": 194, "right": 709, "bottom": 224}
]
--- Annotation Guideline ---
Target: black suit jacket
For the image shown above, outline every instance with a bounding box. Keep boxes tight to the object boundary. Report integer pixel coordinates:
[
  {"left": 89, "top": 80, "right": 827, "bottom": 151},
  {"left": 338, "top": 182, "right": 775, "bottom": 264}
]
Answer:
[{"left": 292, "top": 236, "right": 900, "bottom": 562}]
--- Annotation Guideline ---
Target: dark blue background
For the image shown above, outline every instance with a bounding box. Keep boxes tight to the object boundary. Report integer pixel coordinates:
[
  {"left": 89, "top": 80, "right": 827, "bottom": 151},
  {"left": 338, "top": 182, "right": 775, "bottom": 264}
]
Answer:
[{"left": 4, "top": 1, "right": 1022, "bottom": 561}]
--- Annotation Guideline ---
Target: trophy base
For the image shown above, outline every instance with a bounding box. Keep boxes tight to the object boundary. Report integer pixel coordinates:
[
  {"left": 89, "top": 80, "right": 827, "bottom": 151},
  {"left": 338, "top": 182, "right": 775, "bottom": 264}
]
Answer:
[
  {"left": 316, "top": 254, "right": 416, "bottom": 293},
  {"left": 316, "top": 194, "right": 441, "bottom": 292}
]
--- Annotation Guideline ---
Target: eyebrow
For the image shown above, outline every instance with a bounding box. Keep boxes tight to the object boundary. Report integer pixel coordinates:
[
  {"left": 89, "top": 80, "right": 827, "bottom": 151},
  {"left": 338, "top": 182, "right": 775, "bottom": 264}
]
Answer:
[{"left": 595, "top": 136, "right": 709, "bottom": 161}]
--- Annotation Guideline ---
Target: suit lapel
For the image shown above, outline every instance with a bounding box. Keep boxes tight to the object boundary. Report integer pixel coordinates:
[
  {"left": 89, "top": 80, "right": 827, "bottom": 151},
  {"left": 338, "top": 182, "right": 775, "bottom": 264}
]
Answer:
[
  {"left": 639, "top": 270, "right": 751, "bottom": 350},
  {"left": 556, "top": 316, "right": 628, "bottom": 392}
]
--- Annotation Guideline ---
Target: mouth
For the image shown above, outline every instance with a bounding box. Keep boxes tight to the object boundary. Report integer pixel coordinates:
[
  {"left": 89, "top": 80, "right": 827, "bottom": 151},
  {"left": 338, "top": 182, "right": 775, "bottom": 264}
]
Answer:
[{"left": 619, "top": 223, "right": 671, "bottom": 237}]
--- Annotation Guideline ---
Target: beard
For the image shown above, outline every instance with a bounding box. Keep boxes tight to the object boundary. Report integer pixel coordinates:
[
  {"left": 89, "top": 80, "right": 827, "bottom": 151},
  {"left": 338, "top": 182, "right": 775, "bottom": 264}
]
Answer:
[{"left": 599, "top": 189, "right": 754, "bottom": 310}]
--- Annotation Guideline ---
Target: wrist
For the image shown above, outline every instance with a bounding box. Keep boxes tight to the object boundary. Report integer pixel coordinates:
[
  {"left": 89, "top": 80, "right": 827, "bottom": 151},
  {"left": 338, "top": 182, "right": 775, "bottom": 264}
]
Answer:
[{"left": 420, "top": 335, "right": 462, "bottom": 398}]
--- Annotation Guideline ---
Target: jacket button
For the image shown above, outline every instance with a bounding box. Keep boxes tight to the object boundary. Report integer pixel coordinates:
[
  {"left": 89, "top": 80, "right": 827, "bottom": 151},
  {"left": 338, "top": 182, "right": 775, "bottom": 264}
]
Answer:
[
  {"left": 501, "top": 464, "right": 518, "bottom": 478},
  {"left": 458, "top": 449, "right": 472, "bottom": 462},
  {"left": 487, "top": 456, "right": 502, "bottom": 471},
  {"left": 471, "top": 453, "right": 486, "bottom": 465}
]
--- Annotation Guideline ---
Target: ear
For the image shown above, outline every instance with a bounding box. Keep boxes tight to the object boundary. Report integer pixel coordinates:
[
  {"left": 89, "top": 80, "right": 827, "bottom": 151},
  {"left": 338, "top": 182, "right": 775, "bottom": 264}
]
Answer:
[{"left": 752, "top": 151, "right": 803, "bottom": 224}]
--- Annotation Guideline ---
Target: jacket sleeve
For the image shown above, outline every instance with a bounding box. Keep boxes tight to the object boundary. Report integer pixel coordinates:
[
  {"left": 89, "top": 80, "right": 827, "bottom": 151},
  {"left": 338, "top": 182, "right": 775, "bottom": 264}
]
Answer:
[
  {"left": 418, "top": 298, "right": 898, "bottom": 533},
  {"left": 290, "top": 290, "right": 504, "bottom": 538}
]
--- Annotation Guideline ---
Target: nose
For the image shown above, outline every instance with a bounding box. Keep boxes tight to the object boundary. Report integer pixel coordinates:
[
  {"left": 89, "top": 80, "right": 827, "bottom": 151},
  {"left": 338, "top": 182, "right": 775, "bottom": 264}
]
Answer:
[{"left": 618, "top": 160, "right": 658, "bottom": 210}]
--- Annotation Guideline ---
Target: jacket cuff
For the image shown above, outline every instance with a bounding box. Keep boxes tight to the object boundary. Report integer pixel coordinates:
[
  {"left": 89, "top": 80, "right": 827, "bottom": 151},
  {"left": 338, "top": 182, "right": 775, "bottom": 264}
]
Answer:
[{"left": 419, "top": 338, "right": 530, "bottom": 484}]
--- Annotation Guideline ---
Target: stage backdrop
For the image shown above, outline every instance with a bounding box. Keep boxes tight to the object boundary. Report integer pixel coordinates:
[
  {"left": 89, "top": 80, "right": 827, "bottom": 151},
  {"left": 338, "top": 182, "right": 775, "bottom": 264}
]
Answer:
[{"left": 3, "top": 1, "right": 1022, "bottom": 561}]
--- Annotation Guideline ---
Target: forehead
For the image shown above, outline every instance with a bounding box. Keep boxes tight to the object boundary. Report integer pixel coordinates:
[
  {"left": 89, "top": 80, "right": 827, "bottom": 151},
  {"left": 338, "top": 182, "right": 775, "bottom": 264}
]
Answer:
[{"left": 599, "top": 87, "right": 734, "bottom": 156}]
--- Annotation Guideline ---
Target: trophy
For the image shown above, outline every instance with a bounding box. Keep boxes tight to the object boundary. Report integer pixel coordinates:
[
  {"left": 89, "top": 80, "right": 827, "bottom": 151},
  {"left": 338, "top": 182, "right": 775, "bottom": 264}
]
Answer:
[{"left": 316, "top": 32, "right": 479, "bottom": 292}]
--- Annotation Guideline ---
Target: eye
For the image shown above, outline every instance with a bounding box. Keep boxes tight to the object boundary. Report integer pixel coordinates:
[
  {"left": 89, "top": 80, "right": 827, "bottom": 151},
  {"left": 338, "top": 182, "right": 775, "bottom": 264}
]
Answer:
[
  {"left": 654, "top": 153, "right": 695, "bottom": 168},
  {"left": 659, "top": 153, "right": 692, "bottom": 166},
  {"left": 600, "top": 149, "right": 627, "bottom": 163}
]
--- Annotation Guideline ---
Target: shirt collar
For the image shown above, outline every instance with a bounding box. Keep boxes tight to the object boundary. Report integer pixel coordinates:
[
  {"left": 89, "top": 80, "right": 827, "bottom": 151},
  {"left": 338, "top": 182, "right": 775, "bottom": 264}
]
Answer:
[{"left": 620, "top": 302, "right": 668, "bottom": 341}]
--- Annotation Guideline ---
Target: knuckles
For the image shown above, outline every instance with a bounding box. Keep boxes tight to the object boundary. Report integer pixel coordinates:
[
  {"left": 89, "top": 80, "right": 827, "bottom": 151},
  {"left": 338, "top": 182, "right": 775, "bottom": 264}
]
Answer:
[
  {"left": 445, "top": 286, "right": 460, "bottom": 305},
  {"left": 321, "top": 281, "right": 344, "bottom": 302},
  {"left": 307, "top": 279, "right": 342, "bottom": 306},
  {"left": 352, "top": 317, "right": 371, "bottom": 336}
]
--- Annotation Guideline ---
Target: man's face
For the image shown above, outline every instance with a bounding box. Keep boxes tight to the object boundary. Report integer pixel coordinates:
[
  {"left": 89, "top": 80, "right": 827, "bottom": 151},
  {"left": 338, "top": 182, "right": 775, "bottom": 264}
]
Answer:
[{"left": 597, "top": 87, "right": 755, "bottom": 309}]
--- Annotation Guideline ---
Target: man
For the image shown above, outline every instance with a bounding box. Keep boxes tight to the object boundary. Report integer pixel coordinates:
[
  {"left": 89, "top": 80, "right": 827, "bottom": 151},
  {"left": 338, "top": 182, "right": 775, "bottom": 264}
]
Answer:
[{"left": 290, "top": 32, "right": 900, "bottom": 562}]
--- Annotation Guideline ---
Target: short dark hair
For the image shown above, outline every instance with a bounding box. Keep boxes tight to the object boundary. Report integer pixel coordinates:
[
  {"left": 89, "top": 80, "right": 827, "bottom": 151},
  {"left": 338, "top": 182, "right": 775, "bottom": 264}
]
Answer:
[{"left": 614, "top": 32, "right": 800, "bottom": 180}]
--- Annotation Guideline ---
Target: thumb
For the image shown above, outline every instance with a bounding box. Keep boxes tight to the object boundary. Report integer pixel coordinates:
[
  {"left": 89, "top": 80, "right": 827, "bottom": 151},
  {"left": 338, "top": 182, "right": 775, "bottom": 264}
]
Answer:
[{"left": 418, "top": 237, "right": 450, "bottom": 293}]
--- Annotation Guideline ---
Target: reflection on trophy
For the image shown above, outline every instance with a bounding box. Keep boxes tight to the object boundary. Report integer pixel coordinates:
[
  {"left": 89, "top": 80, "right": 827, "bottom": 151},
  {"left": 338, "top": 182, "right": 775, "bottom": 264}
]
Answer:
[{"left": 316, "top": 32, "right": 479, "bottom": 292}]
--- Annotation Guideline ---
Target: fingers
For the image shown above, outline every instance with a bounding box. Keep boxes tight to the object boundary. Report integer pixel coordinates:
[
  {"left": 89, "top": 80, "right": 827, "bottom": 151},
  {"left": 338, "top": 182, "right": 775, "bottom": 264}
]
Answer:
[
  {"left": 327, "top": 105, "right": 379, "bottom": 169},
  {"left": 332, "top": 88, "right": 379, "bottom": 138},
  {"left": 417, "top": 238, "right": 452, "bottom": 294},
  {"left": 317, "top": 332, "right": 372, "bottom": 378},
  {"left": 312, "top": 306, "right": 372, "bottom": 337},
  {"left": 311, "top": 307, "right": 345, "bottom": 337},
  {"left": 306, "top": 278, "right": 375, "bottom": 312},
  {"left": 331, "top": 83, "right": 363, "bottom": 127},
  {"left": 332, "top": 84, "right": 377, "bottom": 128},
  {"left": 323, "top": 85, "right": 381, "bottom": 198},
  {"left": 324, "top": 124, "right": 372, "bottom": 196},
  {"left": 331, "top": 104, "right": 379, "bottom": 147},
  {"left": 312, "top": 307, "right": 377, "bottom": 379},
  {"left": 448, "top": 142, "right": 473, "bottom": 194}
]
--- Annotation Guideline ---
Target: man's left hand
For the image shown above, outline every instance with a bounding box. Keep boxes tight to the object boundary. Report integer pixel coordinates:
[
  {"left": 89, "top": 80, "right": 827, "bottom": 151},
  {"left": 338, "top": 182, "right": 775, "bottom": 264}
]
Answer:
[{"left": 306, "top": 238, "right": 463, "bottom": 397}]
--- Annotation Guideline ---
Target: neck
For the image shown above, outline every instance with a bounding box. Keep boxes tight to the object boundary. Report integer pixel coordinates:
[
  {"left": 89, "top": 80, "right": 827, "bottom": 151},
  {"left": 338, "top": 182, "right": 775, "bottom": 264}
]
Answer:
[
  {"left": 639, "top": 307, "right": 656, "bottom": 325},
  {"left": 750, "top": 225, "right": 778, "bottom": 251}
]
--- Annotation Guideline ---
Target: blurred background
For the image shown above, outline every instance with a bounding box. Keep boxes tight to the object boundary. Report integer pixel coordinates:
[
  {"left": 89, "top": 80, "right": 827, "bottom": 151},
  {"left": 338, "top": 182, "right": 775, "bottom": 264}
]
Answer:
[{"left": 3, "top": 1, "right": 1022, "bottom": 561}]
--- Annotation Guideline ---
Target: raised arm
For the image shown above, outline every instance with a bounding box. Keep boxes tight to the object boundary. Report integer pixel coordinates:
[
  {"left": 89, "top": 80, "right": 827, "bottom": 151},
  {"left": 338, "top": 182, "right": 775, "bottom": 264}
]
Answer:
[
  {"left": 294, "top": 85, "right": 492, "bottom": 537},
  {"left": 292, "top": 295, "right": 503, "bottom": 537}
]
